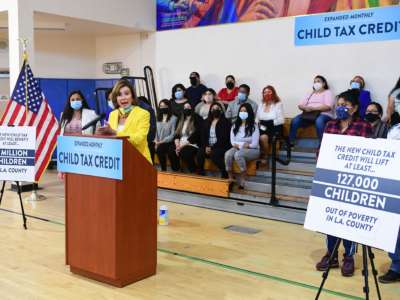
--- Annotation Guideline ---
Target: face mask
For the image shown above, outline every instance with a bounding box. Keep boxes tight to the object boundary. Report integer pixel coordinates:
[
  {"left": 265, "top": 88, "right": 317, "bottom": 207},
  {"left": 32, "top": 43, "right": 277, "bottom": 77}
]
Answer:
[
  {"left": 336, "top": 106, "right": 350, "bottom": 120},
  {"left": 239, "top": 111, "right": 248, "bottom": 120},
  {"left": 159, "top": 108, "right": 169, "bottom": 115},
  {"left": 238, "top": 92, "right": 247, "bottom": 103},
  {"left": 204, "top": 95, "right": 213, "bottom": 103},
  {"left": 226, "top": 82, "right": 234, "bottom": 90},
  {"left": 70, "top": 100, "right": 82, "bottom": 110},
  {"left": 183, "top": 108, "right": 192, "bottom": 116},
  {"left": 211, "top": 109, "right": 221, "bottom": 119},
  {"left": 190, "top": 77, "right": 198, "bottom": 86},
  {"left": 313, "top": 82, "right": 323, "bottom": 91},
  {"left": 350, "top": 81, "right": 361, "bottom": 90},
  {"left": 175, "top": 90, "right": 184, "bottom": 100},
  {"left": 108, "top": 100, "right": 115, "bottom": 110},
  {"left": 122, "top": 104, "right": 133, "bottom": 114},
  {"left": 365, "top": 113, "right": 380, "bottom": 123}
]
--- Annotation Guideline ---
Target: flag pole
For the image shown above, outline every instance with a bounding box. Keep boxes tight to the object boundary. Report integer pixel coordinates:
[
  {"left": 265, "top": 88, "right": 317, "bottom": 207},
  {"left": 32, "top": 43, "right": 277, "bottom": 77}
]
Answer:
[{"left": 18, "top": 38, "right": 46, "bottom": 202}]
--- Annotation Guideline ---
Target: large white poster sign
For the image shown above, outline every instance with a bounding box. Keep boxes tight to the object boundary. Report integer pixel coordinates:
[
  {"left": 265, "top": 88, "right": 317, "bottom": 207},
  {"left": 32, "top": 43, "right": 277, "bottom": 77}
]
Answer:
[
  {"left": 304, "top": 134, "right": 400, "bottom": 253},
  {"left": 0, "top": 126, "right": 35, "bottom": 182}
]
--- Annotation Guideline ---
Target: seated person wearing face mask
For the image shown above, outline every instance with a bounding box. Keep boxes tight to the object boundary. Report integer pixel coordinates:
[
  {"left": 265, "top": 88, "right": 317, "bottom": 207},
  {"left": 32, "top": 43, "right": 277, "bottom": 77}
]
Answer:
[
  {"left": 225, "top": 84, "right": 258, "bottom": 124},
  {"left": 197, "top": 102, "right": 231, "bottom": 178},
  {"left": 225, "top": 103, "right": 260, "bottom": 189},
  {"left": 218, "top": 75, "right": 239, "bottom": 106},
  {"left": 170, "top": 83, "right": 189, "bottom": 117},
  {"left": 186, "top": 72, "right": 208, "bottom": 108},
  {"left": 289, "top": 75, "right": 334, "bottom": 146},
  {"left": 364, "top": 102, "right": 388, "bottom": 139},
  {"left": 349, "top": 75, "right": 371, "bottom": 119},
  {"left": 195, "top": 88, "right": 226, "bottom": 120},
  {"left": 168, "top": 102, "right": 203, "bottom": 173}
]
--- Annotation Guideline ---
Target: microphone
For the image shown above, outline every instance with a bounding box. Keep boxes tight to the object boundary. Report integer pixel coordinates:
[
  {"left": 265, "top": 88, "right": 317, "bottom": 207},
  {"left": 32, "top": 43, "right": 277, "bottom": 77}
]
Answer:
[{"left": 82, "top": 113, "right": 106, "bottom": 131}]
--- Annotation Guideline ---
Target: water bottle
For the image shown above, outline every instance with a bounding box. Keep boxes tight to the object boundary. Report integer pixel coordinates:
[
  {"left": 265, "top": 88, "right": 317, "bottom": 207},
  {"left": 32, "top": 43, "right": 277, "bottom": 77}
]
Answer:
[{"left": 159, "top": 205, "right": 169, "bottom": 225}]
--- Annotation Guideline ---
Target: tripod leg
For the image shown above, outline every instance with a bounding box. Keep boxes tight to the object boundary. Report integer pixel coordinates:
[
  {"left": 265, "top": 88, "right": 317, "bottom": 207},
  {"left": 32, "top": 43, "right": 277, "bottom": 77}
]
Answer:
[
  {"left": 0, "top": 181, "right": 6, "bottom": 206},
  {"left": 367, "top": 247, "right": 382, "bottom": 300},
  {"left": 315, "top": 238, "right": 341, "bottom": 300},
  {"left": 16, "top": 182, "right": 27, "bottom": 230},
  {"left": 362, "top": 245, "right": 370, "bottom": 300}
]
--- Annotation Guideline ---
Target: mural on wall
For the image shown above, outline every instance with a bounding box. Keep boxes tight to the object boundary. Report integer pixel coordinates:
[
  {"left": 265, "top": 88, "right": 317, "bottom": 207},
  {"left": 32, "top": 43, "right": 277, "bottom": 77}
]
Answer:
[{"left": 157, "top": 0, "right": 400, "bottom": 31}]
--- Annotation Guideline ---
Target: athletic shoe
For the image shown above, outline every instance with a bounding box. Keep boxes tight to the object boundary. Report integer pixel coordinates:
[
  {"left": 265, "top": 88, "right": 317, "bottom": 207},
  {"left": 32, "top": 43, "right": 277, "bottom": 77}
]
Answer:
[
  {"left": 341, "top": 256, "right": 355, "bottom": 277},
  {"left": 316, "top": 253, "right": 339, "bottom": 271},
  {"left": 378, "top": 270, "right": 400, "bottom": 283}
]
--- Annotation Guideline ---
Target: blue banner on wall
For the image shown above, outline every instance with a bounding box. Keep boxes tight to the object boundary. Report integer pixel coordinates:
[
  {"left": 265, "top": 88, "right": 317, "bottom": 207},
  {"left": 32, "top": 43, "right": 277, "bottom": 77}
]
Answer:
[
  {"left": 295, "top": 6, "right": 400, "bottom": 46},
  {"left": 57, "top": 136, "right": 123, "bottom": 180}
]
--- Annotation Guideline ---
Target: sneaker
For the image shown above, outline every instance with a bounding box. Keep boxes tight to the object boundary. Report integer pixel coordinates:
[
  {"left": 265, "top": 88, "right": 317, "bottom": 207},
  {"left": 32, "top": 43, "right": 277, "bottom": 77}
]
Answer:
[
  {"left": 378, "top": 270, "right": 400, "bottom": 284},
  {"left": 341, "top": 256, "right": 355, "bottom": 277},
  {"left": 316, "top": 253, "right": 339, "bottom": 271}
]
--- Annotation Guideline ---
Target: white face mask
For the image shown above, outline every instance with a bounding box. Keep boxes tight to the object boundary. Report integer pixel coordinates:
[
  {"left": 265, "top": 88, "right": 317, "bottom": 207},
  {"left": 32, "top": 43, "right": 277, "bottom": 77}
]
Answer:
[{"left": 313, "top": 82, "right": 323, "bottom": 91}]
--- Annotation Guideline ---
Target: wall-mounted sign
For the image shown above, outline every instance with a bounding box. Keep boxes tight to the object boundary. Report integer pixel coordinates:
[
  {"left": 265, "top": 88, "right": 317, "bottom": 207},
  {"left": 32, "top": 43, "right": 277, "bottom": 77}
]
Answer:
[
  {"left": 295, "top": 6, "right": 400, "bottom": 46},
  {"left": 103, "top": 62, "right": 123, "bottom": 74}
]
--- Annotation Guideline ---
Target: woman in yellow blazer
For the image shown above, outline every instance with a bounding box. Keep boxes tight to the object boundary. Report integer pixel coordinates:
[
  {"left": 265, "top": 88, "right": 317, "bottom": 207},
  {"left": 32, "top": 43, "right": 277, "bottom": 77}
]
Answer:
[{"left": 97, "top": 80, "right": 152, "bottom": 164}]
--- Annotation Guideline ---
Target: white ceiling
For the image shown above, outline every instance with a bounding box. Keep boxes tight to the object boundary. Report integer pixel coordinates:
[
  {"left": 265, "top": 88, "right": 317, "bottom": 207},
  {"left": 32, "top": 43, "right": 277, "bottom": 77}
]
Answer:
[{"left": 0, "top": 11, "right": 139, "bottom": 37}]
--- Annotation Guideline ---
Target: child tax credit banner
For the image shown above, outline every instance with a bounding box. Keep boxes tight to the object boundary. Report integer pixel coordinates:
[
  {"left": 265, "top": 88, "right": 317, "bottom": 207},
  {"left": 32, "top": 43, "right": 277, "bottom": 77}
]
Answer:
[
  {"left": 295, "top": 5, "right": 400, "bottom": 46},
  {"left": 157, "top": 0, "right": 399, "bottom": 31},
  {"left": 57, "top": 136, "right": 122, "bottom": 180},
  {"left": 304, "top": 134, "right": 400, "bottom": 253},
  {"left": 0, "top": 126, "right": 36, "bottom": 182}
]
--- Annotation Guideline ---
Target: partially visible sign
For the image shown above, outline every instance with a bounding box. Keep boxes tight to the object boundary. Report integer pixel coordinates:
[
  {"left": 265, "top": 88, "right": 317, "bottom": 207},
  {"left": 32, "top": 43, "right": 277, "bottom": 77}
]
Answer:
[
  {"left": 304, "top": 134, "right": 400, "bottom": 253},
  {"left": 57, "top": 136, "right": 123, "bottom": 180},
  {"left": 295, "top": 6, "right": 400, "bottom": 46},
  {"left": 0, "top": 126, "right": 35, "bottom": 182}
]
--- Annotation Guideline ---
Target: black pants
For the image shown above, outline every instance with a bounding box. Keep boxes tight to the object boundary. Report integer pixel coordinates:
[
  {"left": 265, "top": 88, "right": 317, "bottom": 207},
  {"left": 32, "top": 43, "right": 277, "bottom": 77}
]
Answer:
[
  {"left": 197, "top": 147, "right": 227, "bottom": 177},
  {"left": 168, "top": 144, "right": 198, "bottom": 173},
  {"left": 156, "top": 142, "right": 173, "bottom": 171},
  {"left": 148, "top": 141, "right": 155, "bottom": 165}
]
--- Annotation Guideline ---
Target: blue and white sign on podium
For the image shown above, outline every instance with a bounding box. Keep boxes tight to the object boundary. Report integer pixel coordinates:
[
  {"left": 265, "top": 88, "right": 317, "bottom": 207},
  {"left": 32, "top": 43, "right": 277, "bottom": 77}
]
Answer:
[
  {"left": 57, "top": 136, "right": 123, "bottom": 180},
  {"left": 305, "top": 134, "right": 400, "bottom": 253}
]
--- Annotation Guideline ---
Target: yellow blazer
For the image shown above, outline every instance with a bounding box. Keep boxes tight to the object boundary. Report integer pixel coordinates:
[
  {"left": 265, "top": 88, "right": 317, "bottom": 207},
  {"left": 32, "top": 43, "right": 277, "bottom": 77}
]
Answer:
[{"left": 108, "top": 106, "right": 152, "bottom": 164}]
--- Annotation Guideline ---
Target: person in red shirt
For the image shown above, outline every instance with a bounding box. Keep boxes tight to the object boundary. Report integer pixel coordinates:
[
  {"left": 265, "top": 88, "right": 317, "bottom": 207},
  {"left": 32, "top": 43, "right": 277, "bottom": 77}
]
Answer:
[
  {"left": 316, "top": 90, "right": 372, "bottom": 278},
  {"left": 217, "top": 75, "right": 239, "bottom": 106}
]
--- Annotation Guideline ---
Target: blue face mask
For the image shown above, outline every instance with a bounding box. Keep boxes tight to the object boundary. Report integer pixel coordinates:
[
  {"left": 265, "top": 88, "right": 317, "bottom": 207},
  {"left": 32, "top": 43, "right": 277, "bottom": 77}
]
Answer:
[
  {"left": 175, "top": 90, "right": 184, "bottom": 100},
  {"left": 336, "top": 106, "right": 350, "bottom": 120},
  {"left": 70, "top": 100, "right": 82, "bottom": 111},
  {"left": 350, "top": 81, "right": 361, "bottom": 89},
  {"left": 239, "top": 111, "right": 248, "bottom": 120},
  {"left": 238, "top": 92, "right": 247, "bottom": 103}
]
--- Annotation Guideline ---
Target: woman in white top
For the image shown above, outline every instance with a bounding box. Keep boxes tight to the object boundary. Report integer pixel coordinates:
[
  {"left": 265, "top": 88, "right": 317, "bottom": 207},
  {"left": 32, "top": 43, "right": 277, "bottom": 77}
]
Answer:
[
  {"left": 60, "top": 90, "right": 99, "bottom": 135},
  {"left": 256, "top": 85, "right": 284, "bottom": 160},
  {"left": 225, "top": 102, "right": 260, "bottom": 189}
]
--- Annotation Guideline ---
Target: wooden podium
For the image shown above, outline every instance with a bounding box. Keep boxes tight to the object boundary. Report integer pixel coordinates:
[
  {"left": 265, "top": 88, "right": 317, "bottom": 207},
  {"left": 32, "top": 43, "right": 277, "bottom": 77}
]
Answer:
[{"left": 64, "top": 136, "right": 157, "bottom": 287}]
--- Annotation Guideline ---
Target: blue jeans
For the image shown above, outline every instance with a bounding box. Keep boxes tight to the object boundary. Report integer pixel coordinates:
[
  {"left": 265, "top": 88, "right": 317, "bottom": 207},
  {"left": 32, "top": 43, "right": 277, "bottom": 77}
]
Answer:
[
  {"left": 327, "top": 235, "right": 356, "bottom": 257},
  {"left": 389, "top": 231, "right": 400, "bottom": 273},
  {"left": 289, "top": 113, "right": 332, "bottom": 143}
]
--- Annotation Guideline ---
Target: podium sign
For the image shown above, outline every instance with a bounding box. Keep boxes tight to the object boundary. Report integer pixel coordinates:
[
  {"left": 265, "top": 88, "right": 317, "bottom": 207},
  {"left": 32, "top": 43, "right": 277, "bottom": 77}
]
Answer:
[
  {"left": 57, "top": 136, "right": 123, "bottom": 180},
  {"left": 305, "top": 134, "right": 400, "bottom": 253},
  {"left": 0, "top": 126, "right": 35, "bottom": 181}
]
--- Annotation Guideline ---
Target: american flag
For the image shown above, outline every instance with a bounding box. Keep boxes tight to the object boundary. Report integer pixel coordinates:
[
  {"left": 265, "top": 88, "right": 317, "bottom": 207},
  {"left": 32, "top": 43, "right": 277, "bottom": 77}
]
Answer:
[{"left": 0, "top": 62, "right": 60, "bottom": 182}]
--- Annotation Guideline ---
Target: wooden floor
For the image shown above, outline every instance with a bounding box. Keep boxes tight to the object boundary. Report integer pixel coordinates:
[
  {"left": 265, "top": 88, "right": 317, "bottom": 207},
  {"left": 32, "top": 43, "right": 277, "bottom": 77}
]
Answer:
[{"left": 0, "top": 171, "right": 399, "bottom": 300}]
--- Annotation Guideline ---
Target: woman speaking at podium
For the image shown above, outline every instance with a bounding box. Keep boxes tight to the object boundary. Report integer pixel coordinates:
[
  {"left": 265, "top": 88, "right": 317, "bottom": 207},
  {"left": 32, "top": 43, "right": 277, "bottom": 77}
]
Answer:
[{"left": 96, "top": 80, "right": 152, "bottom": 164}]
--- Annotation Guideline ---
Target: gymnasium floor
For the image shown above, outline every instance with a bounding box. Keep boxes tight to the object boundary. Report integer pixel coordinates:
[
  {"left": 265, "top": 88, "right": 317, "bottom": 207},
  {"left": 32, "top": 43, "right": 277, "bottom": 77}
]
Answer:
[{"left": 0, "top": 171, "right": 399, "bottom": 299}]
